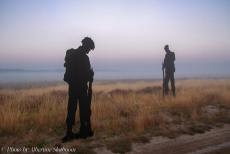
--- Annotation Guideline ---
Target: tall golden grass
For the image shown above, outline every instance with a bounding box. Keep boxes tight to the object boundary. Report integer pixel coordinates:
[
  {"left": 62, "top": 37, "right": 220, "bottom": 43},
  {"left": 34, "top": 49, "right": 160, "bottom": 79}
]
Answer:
[{"left": 0, "top": 79, "right": 230, "bottom": 144}]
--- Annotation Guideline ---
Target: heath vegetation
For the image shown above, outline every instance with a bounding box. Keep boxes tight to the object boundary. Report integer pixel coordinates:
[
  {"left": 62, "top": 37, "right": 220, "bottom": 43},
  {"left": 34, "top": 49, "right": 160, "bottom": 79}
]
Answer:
[{"left": 0, "top": 79, "right": 230, "bottom": 149}]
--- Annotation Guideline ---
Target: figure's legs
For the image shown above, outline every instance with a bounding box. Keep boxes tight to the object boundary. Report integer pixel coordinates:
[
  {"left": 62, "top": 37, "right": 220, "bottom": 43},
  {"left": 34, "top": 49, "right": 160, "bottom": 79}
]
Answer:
[
  {"left": 170, "top": 73, "right": 176, "bottom": 97},
  {"left": 78, "top": 85, "right": 93, "bottom": 138},
  {"left": 62, "top": 85, "right": 78, "bottom": 142},
  {"left": 164, "top": 72, "right": 170, "bottom": 95},
  {"left": 66, "top": 85, "right": 78, "bottom": 131}
]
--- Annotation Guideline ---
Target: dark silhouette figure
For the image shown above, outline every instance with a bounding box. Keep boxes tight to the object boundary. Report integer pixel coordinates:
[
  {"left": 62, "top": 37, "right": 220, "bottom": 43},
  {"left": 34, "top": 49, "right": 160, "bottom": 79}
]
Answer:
[
  {"left": 162, "top": 45, "right": 176, "bottom": 96},
  {"left": 62, "top": 37, "right": 95, "bottom": 142}
]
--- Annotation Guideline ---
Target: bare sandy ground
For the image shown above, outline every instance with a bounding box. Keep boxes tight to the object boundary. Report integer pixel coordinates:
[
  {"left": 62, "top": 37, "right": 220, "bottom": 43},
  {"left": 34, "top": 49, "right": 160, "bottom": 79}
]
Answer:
[{"left": 94, "top": 125, "right": 230, "bottom": 154}]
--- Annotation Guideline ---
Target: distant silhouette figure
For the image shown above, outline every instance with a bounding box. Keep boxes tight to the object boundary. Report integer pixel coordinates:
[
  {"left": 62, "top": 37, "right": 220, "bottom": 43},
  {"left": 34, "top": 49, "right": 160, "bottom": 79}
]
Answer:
[
  {"left": 162, "top": 45, "right": 176, "bottom": 96},
  {"left": 62, "top": 37, "right": 95, "bottom": 142}
]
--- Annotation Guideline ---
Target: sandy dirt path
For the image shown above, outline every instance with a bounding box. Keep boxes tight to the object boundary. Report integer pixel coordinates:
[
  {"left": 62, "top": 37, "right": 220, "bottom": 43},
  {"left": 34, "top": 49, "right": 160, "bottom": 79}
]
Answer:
[
  {"left": 130, "top": 125, "right": 230, "bottom": 154},
  {"left": 94, "top": 125, "right": 230, "bottom": 154}
]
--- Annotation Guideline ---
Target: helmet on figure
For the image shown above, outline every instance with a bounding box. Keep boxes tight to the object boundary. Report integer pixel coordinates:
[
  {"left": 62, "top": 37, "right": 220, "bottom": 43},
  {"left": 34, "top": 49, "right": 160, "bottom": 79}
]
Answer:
[{"left": 82, "top": 37, "right": 95, "bottom": 50}]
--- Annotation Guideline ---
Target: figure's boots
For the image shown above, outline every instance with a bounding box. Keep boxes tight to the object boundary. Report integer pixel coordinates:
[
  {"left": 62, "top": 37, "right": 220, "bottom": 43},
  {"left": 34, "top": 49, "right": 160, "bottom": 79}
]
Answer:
[
  {"left": 172, "top": 90, "right": 176, "bottom": 97},
  {"left": 76, "top": 122, "right": 94, "bottom": 139},
  {"left": 62, "top": 125, "right": 75, "bottom": 143}
]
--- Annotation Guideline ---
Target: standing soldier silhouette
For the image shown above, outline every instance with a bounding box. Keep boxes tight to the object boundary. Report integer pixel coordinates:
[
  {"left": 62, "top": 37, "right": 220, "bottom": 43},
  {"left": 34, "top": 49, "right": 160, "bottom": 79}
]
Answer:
[
  {"left": 62, "top": 37, "right": 95, "bottom": 142},
  {"left": 162, "top": 45, "right": 176, "bottom": 96}
]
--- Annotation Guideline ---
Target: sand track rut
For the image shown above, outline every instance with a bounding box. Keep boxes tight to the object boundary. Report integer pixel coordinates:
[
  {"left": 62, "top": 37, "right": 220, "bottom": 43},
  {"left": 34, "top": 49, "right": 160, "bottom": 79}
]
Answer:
[{"left": 131, "top": 125, "right": 230, "bottom": 154}]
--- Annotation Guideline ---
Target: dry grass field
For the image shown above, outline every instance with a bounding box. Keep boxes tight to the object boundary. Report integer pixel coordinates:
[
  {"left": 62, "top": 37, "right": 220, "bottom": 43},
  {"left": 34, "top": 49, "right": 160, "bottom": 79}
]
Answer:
[{"left": 0, "top": 79, "right": 230, "bottom": 153}]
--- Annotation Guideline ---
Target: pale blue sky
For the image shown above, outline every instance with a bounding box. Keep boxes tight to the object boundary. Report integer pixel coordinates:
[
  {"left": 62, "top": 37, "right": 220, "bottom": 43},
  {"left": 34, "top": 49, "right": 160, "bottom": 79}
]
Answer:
[{"left": 0, "top": 0, "right": 230, "bottom": 75}]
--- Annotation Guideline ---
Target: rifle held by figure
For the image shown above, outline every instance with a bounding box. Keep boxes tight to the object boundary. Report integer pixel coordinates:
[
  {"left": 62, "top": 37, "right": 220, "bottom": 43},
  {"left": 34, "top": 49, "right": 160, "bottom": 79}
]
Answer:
[{"left": 88, "top": 68, "right": 94, "bottom": 114}]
